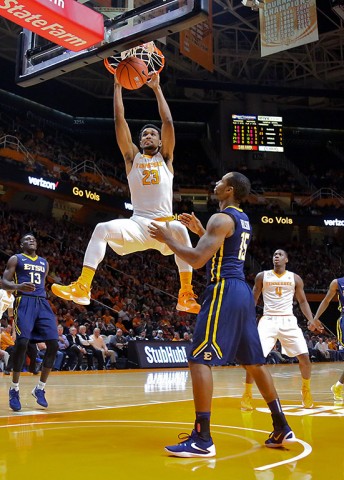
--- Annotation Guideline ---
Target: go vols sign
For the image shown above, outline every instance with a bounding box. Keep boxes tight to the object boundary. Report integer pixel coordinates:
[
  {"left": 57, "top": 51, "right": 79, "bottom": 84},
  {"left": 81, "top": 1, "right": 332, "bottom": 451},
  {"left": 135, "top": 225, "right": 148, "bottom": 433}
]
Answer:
[{"left": 0, "top": 0, "right": 104, "bottom": 51}]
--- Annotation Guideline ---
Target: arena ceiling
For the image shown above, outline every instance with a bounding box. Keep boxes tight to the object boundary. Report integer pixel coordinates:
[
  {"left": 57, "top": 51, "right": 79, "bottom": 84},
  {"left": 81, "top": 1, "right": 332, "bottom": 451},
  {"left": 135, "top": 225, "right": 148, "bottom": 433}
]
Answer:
[{"left": 0, "top": 0, "right": 343, "bottom": 115}]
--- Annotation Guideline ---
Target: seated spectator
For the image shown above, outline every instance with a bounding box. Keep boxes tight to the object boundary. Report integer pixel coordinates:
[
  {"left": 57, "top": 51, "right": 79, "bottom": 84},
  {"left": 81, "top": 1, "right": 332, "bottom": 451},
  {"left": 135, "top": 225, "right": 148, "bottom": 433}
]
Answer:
[
  {"left": 37, "top": 342, "right": 65, "bottom": 371},
  {"left": 77, "top": 325, "right": 103, "bottom": 371},
  {"left": 1, "top": 324, "right": 16, "bottom": 374},
  {"left": 66, "top": 326, "right": 86, "bottom": 370},
  {"left": 57, "top": 324, "right": 70, "bottom": 370},
  {"left": 89, "top": 328, "right": 116, "bottom": 369},
  {"left": 108, "top": 329, "right": 127, "bottom": 358},
  {"left": 314, "top": 337, "right": 330, "bottom": 361},
  {"left": 154, "top": 330, "right": 165, "bottom": 341}
]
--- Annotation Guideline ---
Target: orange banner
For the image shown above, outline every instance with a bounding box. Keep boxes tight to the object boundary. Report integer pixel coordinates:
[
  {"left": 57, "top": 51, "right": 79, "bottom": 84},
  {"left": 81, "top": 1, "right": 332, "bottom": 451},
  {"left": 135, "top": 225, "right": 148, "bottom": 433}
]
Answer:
[
  {"left": 0, "top": 0, "right": 104, "bottom": 51},
  {"left": 180, "top": 0, "right": 213, "bottom": 72}
]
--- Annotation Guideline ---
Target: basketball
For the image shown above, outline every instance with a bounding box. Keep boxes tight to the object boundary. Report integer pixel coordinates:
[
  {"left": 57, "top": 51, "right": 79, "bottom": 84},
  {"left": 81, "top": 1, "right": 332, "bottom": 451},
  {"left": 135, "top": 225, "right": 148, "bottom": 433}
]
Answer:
[{"left": 116, "top": 57, "right": 149, "bottom": 90}]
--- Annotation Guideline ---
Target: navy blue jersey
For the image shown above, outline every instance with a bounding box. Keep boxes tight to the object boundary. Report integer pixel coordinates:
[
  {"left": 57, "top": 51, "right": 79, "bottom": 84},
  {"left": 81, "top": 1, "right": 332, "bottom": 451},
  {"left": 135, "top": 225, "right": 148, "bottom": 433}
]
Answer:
[
  {"left": 206, "top": 206, "right": 251, "bottom": 283},
  {"left": 15, "top": 254, "right": 48, "bottom": 297},
  {"left": 337, "top": 277, "right": 344, "bottom": 314}
]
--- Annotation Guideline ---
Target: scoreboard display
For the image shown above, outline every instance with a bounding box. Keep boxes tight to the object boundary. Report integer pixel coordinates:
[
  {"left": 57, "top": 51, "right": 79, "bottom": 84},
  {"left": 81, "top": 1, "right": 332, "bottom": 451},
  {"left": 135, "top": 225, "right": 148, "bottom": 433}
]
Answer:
[{"left": 232, "top": 115, "right": 284, "bottom": 152}]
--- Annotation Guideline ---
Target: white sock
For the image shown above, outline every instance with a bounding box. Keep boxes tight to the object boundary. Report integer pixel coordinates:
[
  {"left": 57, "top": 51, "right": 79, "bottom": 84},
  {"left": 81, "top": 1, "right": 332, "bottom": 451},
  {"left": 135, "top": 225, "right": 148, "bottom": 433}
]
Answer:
[
  {"left": 37, "top": 381, "right": 46, "bottom": 390},
  {"left": 336, "top": 381, "right": 343, "bottom": 387},
  {"left": 10, "top": 382, "right": 19, "bottom": 391}
]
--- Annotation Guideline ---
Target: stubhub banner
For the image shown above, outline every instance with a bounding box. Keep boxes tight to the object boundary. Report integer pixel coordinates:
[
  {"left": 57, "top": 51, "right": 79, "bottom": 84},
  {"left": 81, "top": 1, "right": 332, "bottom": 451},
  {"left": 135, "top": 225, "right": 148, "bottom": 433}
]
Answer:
[
  {"left": 128, "top": 341, "right": 190, "bottom": 369},
  {"left": 0, "top": 0, "right": 103, "bottom": 51}
]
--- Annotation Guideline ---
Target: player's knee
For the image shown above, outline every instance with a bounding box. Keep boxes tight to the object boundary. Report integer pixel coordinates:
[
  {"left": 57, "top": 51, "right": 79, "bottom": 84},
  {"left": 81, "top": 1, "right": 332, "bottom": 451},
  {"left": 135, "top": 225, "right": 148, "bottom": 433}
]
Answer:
[
  {"left": 43, "top": 340, "right": 59, "bottom": 368},
  {"left": 170, "top": 221, "right": 190, "bottom": 243}
]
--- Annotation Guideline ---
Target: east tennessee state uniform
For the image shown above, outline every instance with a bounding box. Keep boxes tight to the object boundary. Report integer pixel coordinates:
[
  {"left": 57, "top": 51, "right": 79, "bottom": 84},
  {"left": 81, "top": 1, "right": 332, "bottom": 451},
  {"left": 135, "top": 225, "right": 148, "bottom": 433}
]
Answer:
[
  {"left": 257, "top": 270, "right": 308, "bottom": 357},
  {"left": 14, "top": 254, "right": 57, "bottom": 341},
  {"left": 336, "top": 276, "right": 344, "bottom": 346},
  {"left": 188, "top": 206, "right": 265, "bottom": 365}
]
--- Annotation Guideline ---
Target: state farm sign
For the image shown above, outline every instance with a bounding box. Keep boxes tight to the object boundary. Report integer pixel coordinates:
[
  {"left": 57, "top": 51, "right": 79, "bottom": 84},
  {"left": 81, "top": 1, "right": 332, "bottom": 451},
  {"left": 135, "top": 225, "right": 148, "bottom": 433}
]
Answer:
[{"left": 0, "top": 0, "right": 104, "bottom": 51}]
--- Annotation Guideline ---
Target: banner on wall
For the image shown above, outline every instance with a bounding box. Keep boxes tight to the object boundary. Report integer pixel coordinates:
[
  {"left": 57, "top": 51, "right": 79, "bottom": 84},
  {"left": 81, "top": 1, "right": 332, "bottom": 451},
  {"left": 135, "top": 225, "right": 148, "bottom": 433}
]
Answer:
[
  {"left": 259, "top": 0, "right": 319, "bottom": 57},
  {"left": 180, "top": 0, "right": 213, "bottom": 72}
]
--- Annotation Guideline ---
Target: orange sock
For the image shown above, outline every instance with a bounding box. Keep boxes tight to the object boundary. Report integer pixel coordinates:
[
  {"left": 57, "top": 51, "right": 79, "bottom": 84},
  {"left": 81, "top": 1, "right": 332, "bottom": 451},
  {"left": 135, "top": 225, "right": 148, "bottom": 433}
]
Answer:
[
  {"left": 179, "top": 272, "right": 192, "bottom": 290},
  {"left": 78, "top": 266, "right": 95, "bottom": 289}
]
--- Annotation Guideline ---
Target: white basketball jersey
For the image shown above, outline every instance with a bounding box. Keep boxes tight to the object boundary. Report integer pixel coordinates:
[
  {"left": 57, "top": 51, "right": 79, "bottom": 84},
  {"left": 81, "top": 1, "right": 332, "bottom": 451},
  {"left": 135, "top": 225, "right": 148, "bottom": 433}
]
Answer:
[
  {"left": 0, "top": 289, "right": 14, "bottom": 320},
  {"left": 262, "top": 270, "right": 295, "bottom": 315},
  {"left": 128, "top": 152, "right": 173, "bottom": 219}
]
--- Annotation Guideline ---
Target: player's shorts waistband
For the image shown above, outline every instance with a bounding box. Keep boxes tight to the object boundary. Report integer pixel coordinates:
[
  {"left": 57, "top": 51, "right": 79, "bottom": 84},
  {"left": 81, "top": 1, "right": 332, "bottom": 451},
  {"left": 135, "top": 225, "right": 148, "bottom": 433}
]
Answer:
[
  {"left": 17, "top": 294, "right": 47, "bottom": 299},
  {"left": 153, "top": 214, "right": 180, "bottom": 222}
]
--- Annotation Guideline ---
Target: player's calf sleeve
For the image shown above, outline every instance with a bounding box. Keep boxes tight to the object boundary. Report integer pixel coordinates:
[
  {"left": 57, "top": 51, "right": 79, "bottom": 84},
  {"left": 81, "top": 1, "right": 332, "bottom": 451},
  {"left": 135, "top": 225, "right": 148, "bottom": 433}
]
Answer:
[{"left": 43, "top": 340, "right": 59, "bottom": 369}]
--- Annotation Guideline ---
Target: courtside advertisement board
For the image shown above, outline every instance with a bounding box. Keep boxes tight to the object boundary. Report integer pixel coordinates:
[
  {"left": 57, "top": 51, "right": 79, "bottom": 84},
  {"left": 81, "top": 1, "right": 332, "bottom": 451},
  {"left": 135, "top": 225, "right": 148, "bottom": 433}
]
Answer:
[{"left": 128, "top": 341, "right": 190, "bottom": 368}]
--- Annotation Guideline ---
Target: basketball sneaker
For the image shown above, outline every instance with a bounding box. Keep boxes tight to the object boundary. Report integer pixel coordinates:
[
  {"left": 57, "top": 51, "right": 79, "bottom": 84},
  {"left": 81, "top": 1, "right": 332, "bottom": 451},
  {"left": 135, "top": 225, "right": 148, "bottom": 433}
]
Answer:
[
  {"left": 301, "top": 386, "right": 314, "bottom": 408},
  {"left": 241, "top": 392, "right": 254, "bottom": 411},
  {"left": 9, "top": 389, "right": 21, "bottom": 412},
  {"left": 265, "top": 425, "right": 296, "bottom": 448},
  {"left": 331, "top": 383, "right": 343, "bottom": 403},
  {"left": 176, "top": 285, "right": 200, "bottom": 314},
  {"left": 165, "top": 430, "right": 216, "bottom": 458},
  {"left": 32, "top": 387, "right": 48, "bottom": 408},
  {"left": 51, "top": 281, "right": 91, "bottom": 305}
]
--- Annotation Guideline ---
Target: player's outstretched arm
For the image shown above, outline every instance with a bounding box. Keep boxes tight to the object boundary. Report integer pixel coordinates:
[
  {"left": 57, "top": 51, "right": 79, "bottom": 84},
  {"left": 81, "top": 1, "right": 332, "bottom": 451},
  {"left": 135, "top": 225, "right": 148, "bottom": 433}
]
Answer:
[
  {"left": 294, "top": 274, "right": 323, "bottom": 332},
  {"left": 113, "top": 76, "right": 139, "bottom": 173},
  {"left": 149, "top": 213, "right": 233, "bottom": 269},
  {"left": 147, "top": 74, "right": 175, "bottom": 165},
  {"left": 179, "top": 212, "right": 206, "bottom": 237},
  {"left": 314, "top": 279, "right": 338, "bottom": 322}
]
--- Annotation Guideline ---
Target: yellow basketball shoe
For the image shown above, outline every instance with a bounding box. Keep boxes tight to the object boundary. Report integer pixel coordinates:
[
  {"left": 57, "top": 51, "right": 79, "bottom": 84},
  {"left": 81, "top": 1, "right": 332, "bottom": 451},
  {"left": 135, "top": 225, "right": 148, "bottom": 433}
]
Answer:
[
  {"left": 331, "top": 384, "right": 343, "bottom": 403},
  {"left": 301, "top": 386, "right": 314, "bottom": 408},
  {"left": 241, "top": 393, "right": 254, "bottom": 411},
  {"left": 51, "top": 281, "right": 91, "bottom": 305},
  {"left": 176, "top": 285, "right": 201, "bottom": 314}
]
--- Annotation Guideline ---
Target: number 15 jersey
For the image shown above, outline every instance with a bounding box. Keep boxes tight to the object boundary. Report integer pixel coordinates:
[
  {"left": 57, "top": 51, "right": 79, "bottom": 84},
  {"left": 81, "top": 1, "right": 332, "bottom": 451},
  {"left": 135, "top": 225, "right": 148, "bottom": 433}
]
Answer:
[
  {"left": 15, "top": 253, "right": 48, "bottom": 297},
  {"left": 262, "top": 270, "right": 295, "bottom": 316}
]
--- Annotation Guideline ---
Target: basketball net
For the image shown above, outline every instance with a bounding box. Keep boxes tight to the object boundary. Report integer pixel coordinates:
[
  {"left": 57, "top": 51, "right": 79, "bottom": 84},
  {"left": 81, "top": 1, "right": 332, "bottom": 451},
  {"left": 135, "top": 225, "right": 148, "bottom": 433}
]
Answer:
[{"left": 104, "top": 41, "right": 165, "bottom": 76}]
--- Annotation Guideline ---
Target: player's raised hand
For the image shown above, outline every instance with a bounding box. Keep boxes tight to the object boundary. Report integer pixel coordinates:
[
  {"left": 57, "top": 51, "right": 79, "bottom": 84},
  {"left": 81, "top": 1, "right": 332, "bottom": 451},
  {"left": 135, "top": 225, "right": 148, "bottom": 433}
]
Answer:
[
  {"left": 148, "top": 221, "right": 171, "bottom": 243},
  {"left": 146, "top": 73, "right": 160, "bottom": 89},
  {"left": 179, "top": 212, "right": 205, "bottom": 237}
]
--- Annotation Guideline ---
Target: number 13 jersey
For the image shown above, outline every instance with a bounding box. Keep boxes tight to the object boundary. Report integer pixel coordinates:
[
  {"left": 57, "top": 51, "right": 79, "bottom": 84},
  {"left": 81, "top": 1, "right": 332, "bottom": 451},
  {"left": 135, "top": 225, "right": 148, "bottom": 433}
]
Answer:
[
  {"left": 15, "top": 254, "right": 48, "bottom": 297},
  {"left": 262, "top": 270, "right": 295, "bottom": 316}
]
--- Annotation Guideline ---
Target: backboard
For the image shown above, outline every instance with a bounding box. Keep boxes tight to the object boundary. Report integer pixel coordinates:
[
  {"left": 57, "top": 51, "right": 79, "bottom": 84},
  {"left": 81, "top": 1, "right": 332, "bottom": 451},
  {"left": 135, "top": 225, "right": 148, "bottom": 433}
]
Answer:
[{"left": 15, "top": 0, "right": 209, "bottom": 87}]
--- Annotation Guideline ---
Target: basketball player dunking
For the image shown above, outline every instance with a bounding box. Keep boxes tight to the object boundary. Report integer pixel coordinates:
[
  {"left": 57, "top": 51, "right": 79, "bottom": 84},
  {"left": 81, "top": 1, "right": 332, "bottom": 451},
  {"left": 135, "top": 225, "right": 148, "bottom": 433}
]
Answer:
[
  {"left": 51, "top": 74, "right": 200, "bottom": 314},
  {"left": 241, "top": 249, "right": 323, "bottom": 411}
]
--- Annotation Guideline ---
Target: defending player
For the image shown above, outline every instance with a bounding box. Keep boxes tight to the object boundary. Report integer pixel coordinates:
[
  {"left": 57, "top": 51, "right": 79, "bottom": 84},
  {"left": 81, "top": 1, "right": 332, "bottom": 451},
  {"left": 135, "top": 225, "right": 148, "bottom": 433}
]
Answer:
[
  {"left": 314, "top": 277, "right": 344, "bottom": 403},
  {"left": 2, "top": 234, "right": 59, "bottom": 411},
  {"left": 241, "top": 249, "right": 323, "bottom": 411},
  {"left": 149, "top": 172, "right": 296, "bottom": 456},
  {"left": 51, "top": 73, "right": 200, "bottom": 314}
]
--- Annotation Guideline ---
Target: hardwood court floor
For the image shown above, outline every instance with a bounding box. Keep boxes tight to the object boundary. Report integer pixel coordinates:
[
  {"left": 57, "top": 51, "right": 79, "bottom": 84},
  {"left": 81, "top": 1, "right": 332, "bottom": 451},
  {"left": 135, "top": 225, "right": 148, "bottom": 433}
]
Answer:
[{"left": 0, "top": 362, "right": 343, "bottom": 480}]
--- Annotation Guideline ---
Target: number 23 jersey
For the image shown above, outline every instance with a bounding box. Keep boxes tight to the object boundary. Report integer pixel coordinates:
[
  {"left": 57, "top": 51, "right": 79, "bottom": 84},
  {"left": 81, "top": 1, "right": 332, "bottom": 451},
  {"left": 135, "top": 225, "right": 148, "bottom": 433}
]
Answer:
[
  {"left": 15, "top": 254, "right": 48, "bottom": 297},
  {"left": 128, "top": 152, "right": 173, "bottom": 219}
]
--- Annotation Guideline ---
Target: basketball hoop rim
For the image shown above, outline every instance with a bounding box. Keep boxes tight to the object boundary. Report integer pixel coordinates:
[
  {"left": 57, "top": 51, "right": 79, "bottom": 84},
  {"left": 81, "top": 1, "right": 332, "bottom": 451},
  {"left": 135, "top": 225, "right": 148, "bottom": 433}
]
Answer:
[{"left": 104, "top": 42, "right": 165, "bottom": 76}]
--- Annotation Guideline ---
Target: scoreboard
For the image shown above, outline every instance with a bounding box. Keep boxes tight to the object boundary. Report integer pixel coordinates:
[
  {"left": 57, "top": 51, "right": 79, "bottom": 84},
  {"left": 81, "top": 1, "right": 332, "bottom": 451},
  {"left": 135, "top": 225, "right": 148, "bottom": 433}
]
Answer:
[{"left": 232, "top": 114, "right": 284, "bottom": 152}]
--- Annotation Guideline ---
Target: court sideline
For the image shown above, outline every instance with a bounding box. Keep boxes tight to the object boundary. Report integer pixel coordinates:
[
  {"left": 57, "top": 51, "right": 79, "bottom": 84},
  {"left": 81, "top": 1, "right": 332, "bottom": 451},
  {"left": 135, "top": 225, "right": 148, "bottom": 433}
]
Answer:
[{"left": 0, "top": 362, "right": 343, "bottom": 480}]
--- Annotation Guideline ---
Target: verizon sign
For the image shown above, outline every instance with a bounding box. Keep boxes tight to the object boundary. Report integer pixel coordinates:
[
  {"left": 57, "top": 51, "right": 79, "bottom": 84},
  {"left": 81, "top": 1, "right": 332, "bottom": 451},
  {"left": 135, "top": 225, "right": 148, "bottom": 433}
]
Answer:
[{"left": 0, "top": 0, "right": 104, "bottom": 51}]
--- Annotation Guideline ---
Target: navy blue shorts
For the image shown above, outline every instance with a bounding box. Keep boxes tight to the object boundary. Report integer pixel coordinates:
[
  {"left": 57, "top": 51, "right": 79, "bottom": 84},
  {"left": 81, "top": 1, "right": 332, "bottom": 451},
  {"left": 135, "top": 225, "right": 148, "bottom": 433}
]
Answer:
[
  {"left": 337, "top": 315, "right": 344, "bottom": 346},
  {"left": 188, "top": 278, "right": 265, "bottom": 366},
  {"left": 14, "top": 296, "right": 58, "bottom": 342}
]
